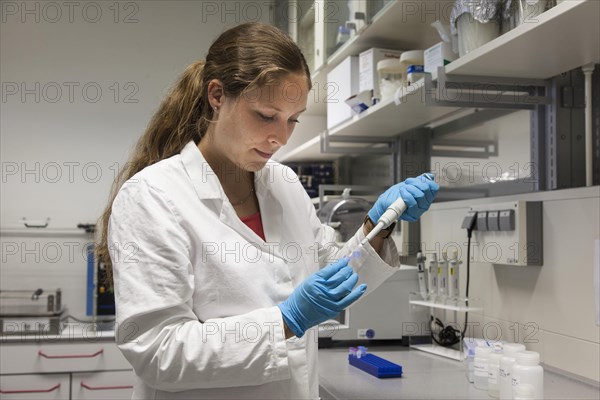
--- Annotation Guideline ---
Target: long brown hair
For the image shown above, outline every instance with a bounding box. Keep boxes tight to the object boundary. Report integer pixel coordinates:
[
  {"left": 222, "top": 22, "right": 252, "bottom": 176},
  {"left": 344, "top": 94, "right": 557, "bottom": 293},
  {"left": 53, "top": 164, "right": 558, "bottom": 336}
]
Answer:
[{"left": 96, "top": 22, "right": 311, "bottom": 279}]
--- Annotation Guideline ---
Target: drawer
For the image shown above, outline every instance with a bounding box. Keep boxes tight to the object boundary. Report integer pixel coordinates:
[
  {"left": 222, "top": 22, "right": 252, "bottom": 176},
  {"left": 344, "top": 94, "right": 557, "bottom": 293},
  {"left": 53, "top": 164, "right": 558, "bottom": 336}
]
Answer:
[
  {"left": 0, "top": 373, "right": 70, "bottom": 400},
  {"left": 72, "top": 370, "right": 134, "bottom": 400},
  {"left": 0, "top": 342, "right": 131, "bottom": 374}
]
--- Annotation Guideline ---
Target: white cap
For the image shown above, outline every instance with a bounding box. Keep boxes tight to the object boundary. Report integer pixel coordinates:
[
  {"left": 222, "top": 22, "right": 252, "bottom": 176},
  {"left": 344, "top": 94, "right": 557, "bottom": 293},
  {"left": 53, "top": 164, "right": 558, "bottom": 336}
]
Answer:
[
  {"left": 377, "top": 59, "right": 403, "bottom": 73},
  {"left": 503, "top": 343, "right": 526, "bottom": 356},
  {"left": 475, "top": 346, "right": 492, "bottom": 357},
  {"left": 400, "top": 50, "right": 425, "bottom": 65},
  {"left": 516, "top": 351, "right": 540, "bottom": 366}
]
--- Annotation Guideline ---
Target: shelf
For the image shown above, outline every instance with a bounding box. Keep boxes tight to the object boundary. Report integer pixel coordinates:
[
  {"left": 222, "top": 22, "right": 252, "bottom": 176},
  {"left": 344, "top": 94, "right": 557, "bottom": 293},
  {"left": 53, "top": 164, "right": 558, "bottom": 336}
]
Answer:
[
  {"left": 446, "top": 0, "right": 600, "bottom": 79},
  {"left": 307, "top": 0, "right": 453, "bottom": 115},
  {"left": 289, "top": 0, "right": 600, "bottom": 162},
  {"left": 278, "top": 81, "right": 462, "bottom": 162},
  {"left": 410, "top": 343, "right": 463, "bottom": 361},
  {"left": 409, "top": 292, "right": 483, "bottom": 313}
]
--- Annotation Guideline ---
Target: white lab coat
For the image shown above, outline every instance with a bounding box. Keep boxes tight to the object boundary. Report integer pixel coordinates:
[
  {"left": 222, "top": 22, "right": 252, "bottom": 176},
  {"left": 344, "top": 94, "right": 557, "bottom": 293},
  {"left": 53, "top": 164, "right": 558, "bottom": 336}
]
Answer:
[{"left": 108, "top": 140, "right": 401, "bottom": 399}]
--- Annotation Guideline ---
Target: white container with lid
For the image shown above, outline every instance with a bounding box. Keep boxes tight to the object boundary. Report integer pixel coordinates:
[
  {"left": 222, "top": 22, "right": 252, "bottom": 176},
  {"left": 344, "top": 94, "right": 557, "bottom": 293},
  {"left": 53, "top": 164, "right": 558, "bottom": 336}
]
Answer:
[
  {"left": 499, "top": 343, "right": 526, "bottom": 400},
  {"left": 512, "top": 351, "right": 544, "bottom": 400},
  {"left": 399, "top": 50, "right": 424, "bottom": 86},
  {"left": 377, "top": 59, "right": 403, "bottom": 103},
  {"left": 487, "top": 351, "right": 503, "bottom": 398},
  {"left": 473, "top": 346, "right": 492, "bottom": 390}
]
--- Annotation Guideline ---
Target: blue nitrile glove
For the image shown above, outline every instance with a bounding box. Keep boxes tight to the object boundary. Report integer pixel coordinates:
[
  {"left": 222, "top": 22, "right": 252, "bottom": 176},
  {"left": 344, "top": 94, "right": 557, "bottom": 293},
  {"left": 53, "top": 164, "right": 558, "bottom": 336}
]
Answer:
[
  {"left": 368, "top": 173, "right": 440, "bottom": 223},
  {"left": 278, "top": 258, "right": 367, "bottom": 338}
]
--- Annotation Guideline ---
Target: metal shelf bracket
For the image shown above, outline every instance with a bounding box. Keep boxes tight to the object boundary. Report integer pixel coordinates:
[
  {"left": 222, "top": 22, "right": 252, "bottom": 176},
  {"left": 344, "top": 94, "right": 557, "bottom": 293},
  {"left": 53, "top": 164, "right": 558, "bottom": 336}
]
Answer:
[{"left": 425, "top": 67, "right": 552, "bottom": 110}]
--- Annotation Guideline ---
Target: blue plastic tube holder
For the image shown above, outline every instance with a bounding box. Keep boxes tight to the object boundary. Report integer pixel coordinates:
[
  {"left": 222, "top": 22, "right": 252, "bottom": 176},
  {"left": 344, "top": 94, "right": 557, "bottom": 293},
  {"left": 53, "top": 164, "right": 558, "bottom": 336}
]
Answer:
[{"left": 348, "top": 353, "right": 403, "bottom": 378}]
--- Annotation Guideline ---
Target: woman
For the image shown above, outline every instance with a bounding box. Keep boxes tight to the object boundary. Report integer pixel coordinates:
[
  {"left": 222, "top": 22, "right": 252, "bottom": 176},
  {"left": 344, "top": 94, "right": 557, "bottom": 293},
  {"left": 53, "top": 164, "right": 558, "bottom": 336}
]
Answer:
[{"left": 97, "top": 22, "right": 438, "bottom": 399}]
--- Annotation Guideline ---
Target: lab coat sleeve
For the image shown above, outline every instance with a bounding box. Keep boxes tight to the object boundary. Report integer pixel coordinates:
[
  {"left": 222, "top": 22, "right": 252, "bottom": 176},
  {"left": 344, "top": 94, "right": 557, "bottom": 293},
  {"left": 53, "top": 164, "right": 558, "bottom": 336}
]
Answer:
[
  {"left": 307, "top": 194, "right": 401, "bottom": 297},
  {"left": 108, "top": 179, "right": 290, "bottom": 391}
]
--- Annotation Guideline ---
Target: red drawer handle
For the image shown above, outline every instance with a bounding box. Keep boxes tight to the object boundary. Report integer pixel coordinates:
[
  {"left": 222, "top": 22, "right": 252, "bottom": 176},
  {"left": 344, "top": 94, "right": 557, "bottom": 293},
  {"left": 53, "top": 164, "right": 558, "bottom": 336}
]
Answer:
[
  {"left": 38, "top": 348, "right": 104, "bottom": 359},
  {"left": 81, "top": 382, "right": 133, "bottom": 391},
  {"left": 0, "top": 383, "right": 61, "bottom": 394}
]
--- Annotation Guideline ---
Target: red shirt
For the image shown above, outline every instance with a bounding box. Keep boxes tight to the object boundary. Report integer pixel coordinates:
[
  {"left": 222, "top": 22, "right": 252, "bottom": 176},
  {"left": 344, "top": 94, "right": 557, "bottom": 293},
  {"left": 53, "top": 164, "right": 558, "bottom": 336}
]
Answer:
[{"left": 240, "top": 212, "right": 265, "bottom": 241}]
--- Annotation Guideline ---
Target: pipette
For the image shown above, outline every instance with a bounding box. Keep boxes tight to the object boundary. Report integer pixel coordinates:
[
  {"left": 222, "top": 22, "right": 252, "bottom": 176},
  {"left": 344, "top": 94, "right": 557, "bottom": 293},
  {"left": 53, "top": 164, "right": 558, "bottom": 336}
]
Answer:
[{"left": 359, "top": 173, "right": 435, "bottom": 247}]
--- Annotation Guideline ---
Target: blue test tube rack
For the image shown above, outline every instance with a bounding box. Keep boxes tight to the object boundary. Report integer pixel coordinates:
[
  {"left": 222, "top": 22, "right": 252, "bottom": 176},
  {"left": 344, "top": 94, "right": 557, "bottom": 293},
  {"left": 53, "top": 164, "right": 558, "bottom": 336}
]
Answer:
[{"left": 348, "top": 347, "right": 403, "bottom": 378}]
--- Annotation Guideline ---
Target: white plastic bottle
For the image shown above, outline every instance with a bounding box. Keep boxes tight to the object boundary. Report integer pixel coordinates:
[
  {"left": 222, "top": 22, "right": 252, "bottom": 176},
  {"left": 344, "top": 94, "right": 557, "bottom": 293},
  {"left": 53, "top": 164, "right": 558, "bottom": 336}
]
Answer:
[
  {"left": 499, "top": 343, "right": 526, "bottom": 400},
  {"left": 473, "top": 346, "right": 492, "bottom": 390},
  {"left": 513, "top": 383, "right": 535, "bottom": 400},
  {"left": 512, "top": 351, "right": 544, "bottom": 400},
  {"left": 487, "top": 350, "right": 503, "bottom": 397}
]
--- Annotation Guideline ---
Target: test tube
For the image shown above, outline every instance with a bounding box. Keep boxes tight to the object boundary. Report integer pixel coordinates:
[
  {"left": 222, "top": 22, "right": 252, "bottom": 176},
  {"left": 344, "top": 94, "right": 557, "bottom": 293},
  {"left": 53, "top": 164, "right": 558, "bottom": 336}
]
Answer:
[{"left": 427, "top": 253, "right": 438, "bottom": 297}]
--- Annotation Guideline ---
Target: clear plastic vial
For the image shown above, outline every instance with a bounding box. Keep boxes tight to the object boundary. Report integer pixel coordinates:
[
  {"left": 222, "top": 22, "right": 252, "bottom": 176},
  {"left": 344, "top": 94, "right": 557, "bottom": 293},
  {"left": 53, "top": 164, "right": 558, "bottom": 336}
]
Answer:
[
  {"left": 512, "top": 351, "right": 544, "bottom": 400},
  {"left": 473, "top": 346, "right": 492, "bottom": 390},
  {"left": 499, "top": 343, "right": 526, "bottom": 400},
  {"left": 487, "top": 351, "right": 503, "bottom": 398},
  {"left": 465, "top": 347, "right": 476, "bottom": 383}
]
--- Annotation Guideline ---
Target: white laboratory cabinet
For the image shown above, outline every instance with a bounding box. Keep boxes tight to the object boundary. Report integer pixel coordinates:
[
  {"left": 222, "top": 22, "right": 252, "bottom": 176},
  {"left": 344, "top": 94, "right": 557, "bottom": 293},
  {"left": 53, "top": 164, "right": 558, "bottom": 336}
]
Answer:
[{"left": 0, "top": 339, "right": 133, "bottom": 400}]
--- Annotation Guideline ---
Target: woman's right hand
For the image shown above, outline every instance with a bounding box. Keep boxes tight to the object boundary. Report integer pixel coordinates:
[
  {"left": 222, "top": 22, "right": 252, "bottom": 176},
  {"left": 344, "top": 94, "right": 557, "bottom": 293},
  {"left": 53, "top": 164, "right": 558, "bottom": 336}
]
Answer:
[{"left": 277, "top": 258, "right": 366, "bottom": 338}]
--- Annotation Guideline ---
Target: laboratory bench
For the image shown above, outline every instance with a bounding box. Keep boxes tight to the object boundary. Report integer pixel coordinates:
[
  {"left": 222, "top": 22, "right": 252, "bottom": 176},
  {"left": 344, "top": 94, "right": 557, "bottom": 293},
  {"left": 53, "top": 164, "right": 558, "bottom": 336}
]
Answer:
[{"left": 318, "top": 347, "right": 600, "bottom": 400}]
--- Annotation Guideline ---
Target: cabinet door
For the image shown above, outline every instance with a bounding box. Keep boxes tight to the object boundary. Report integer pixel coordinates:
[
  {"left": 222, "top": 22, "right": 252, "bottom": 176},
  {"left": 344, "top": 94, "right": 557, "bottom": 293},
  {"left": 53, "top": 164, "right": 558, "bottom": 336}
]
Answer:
[
  {"left": 0, "top": 373, "right": 70, "bottom": 400},
  {"left": 71, "top": 370, "right": 134, "bottom": 400},
  {"left": 0, "top": 342, "right": 131, "bottom": 374}
]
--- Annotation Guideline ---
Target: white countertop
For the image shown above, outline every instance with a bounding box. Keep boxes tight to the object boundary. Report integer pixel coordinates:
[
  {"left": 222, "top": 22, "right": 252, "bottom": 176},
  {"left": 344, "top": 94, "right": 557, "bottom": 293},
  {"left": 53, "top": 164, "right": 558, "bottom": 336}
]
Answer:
[{"left": 318, "top": 347, "right": 600, "bottom": 400}]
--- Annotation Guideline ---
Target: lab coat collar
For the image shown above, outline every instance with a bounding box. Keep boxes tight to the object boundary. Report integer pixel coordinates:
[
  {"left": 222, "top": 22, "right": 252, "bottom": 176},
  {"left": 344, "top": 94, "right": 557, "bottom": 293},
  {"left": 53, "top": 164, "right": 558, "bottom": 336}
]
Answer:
[
  {"left": 180, "top": 140, "right": 225, "bottom": 201},
  {"left": 180, "top": 140, "right": 283, "bottom": 245},
  {"left": 180, "top": 140, "right": 279, "bottom": 200}
]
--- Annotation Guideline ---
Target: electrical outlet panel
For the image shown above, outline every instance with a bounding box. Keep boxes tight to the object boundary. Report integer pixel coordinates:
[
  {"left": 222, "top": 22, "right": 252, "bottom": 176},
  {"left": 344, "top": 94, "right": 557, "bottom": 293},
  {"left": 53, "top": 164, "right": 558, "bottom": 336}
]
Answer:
[{"left": 468, "top": 201, "right": 543, "bottom": 266}]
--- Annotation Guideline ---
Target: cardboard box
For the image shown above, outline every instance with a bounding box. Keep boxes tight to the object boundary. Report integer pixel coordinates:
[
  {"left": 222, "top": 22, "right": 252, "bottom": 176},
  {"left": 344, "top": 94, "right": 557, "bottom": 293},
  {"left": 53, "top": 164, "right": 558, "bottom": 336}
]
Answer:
[
  {"left": 424, "top": 41, "right": 457, "bottom": 74},
  {"left": 327, "top": 56, "right": 359, "bottom": 129},
  {"left": 358, "top": 48, "right": 402, "bottom": 101}
]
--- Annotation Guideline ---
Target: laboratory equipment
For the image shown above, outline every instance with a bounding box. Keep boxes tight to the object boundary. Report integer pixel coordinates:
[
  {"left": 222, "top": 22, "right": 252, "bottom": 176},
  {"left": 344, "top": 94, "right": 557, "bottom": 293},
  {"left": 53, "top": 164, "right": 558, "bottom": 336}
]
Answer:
[
  {"left": 451, "top": 0, "right": 501, "bottom": 57},
  {"left": 348, "top": 347, "right": 403, "bottom": 378},
  {"left": 448, "top": 250, "right": 460, "bottom": 298},
  {"left": 437, "top": 252, "right": 448, "bottom": 297},
  {"left": 399, "top": 50, "right": 424, "bottom": 86},
  {"left": 428, "top": 252, "right": 439, "bottom": 297},
  {"left": 502, "top": 0, "right": 549, "bottom": 33},
  {"left": 317, "top": 188, "right": 373, "bottom": 242},
  {"left": 488, "top": 350, "right": 503, "bottom": 397},
  {"left": 474, "top": 346, "right": 492, "bottom": 390},
  {"left": 361, "top": 173, "right": 435, "bottom": 246},
  {"left": 377, "top": 59, "right": 403, "bottom": 102},
  {"left": 512, "top": 351, "right": 544, "bottom": 400},
  {"left": 499, "top": 343, "right": 527, "bottom": 399},
  {"left": 0, "top": 288, "right": 67, "bottom": 335},
  {"left": 416, "top": 251, "right": 427, "bottom": 297},
  {"left": 467, "top": 201, "right": 543, "bottom": 266}
]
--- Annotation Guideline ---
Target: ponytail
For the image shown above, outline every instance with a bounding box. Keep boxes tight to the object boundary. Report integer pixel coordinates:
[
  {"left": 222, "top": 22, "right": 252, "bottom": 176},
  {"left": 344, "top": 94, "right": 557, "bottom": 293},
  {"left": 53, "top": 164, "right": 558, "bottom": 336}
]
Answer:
[{"left": 96, "top": 60, "right": 212, "bottom": 279}]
